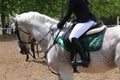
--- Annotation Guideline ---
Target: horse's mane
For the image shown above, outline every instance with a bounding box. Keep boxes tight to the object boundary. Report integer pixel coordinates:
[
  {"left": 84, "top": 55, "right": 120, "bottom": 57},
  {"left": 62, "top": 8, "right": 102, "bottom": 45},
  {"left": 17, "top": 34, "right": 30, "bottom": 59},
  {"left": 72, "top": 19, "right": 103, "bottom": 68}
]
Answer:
[{"left": 16, "top": 11, "right": 59, "bottom": 25}]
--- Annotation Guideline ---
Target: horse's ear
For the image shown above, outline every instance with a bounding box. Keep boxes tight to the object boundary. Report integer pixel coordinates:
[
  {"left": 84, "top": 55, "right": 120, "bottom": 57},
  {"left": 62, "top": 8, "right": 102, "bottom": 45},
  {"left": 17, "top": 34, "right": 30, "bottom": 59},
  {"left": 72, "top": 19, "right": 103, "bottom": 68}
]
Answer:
[{"left": 9, "top": 15, "right": 16, "bottom": 23}]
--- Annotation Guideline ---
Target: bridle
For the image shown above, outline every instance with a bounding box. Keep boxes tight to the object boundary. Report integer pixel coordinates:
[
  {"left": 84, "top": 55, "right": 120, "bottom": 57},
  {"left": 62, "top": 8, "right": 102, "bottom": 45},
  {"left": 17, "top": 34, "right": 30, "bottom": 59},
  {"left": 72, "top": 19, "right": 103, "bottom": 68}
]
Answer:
[
  {"left": 15, "top": 21, "right": 53, "bottom": 45},
  {"left": 15, "top": 21, "right": 60, "bottom": 76},
  {"left": 15, "top": 21, "right": 33, "bottom": 55},
  {"left": 15, "top": 21, "right": 31, "bottom": 44}
]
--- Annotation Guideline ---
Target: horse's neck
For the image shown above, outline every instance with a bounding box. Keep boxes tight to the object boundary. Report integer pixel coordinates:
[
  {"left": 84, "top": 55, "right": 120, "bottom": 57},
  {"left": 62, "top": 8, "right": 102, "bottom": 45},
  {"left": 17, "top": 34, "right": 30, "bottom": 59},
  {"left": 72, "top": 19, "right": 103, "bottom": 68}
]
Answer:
[
  {"left": 29, "top": 22, "right": 52, "bottom": 52},
  {"left": 26, "top": 15, "right": 58, "bottom": 52},
  {"left": 31, "top": 25, "right": 65, "bottom": 53},
  {"left": 30, "top": 21, "right": 68, "bottom": 51},
  {"left": 40, "top": 14, "right": 59, "bottom": 25}
]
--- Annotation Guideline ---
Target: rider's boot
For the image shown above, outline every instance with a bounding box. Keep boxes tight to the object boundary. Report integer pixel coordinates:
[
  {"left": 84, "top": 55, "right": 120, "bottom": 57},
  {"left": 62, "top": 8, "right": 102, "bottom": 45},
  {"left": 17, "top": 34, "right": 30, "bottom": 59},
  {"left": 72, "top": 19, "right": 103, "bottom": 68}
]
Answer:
[{"left": 71, "top": 38, "right": 89, "bottom": 67}]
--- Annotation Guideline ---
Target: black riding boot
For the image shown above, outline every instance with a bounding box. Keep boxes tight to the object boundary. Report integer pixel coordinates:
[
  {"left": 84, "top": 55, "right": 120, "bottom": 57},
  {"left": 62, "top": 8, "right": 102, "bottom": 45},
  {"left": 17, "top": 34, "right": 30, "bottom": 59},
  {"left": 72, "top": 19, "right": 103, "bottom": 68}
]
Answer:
[{"left": 71, "top": 38, "right": 89, "bottom": 67}]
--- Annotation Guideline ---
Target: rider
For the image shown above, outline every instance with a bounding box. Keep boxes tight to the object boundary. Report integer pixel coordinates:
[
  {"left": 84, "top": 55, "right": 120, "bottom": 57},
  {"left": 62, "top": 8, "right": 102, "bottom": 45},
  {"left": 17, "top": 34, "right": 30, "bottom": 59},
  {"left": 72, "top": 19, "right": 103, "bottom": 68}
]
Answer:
[{"left": 52, "top": 0, "right": 97, "bottom": 67}]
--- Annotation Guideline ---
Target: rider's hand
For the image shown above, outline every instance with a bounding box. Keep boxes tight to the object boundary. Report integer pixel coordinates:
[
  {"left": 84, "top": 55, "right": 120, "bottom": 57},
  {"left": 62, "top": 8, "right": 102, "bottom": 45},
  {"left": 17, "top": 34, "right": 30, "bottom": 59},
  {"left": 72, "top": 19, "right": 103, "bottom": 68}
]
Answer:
[
  {"left": 57, "top": 22, "right": 63, "bottom": 29},
  {"left": 51, "top": 24, "right": 58, "bottom": 31}
]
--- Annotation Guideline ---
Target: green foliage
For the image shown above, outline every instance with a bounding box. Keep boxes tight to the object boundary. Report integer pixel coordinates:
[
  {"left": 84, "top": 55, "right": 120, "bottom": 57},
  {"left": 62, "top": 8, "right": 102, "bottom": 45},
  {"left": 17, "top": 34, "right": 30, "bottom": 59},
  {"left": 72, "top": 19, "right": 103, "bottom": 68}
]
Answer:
[
  {"left": 91, "top": 0, "right": 120, "bottom": 24},
  {"left": 0, "top": 0, "right": 120, "bottom": 25}
]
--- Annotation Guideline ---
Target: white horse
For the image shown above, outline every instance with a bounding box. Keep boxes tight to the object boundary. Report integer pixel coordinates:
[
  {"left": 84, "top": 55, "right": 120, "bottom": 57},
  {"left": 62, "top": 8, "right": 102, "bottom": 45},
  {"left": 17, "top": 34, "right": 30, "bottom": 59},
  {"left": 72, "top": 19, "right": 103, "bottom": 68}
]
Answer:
[{"left": 10, "top": 11, "right": 120, "bottom": 80}]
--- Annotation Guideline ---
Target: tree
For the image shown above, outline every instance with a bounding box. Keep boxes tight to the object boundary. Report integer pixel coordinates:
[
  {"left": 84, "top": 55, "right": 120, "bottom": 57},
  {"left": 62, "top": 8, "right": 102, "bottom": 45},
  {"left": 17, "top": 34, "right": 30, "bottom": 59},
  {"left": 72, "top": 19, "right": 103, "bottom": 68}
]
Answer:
[
  {"left": 91, "top": 0, "right": 120, "bottom": 24},
  {"left": 0, "top": 0, "right": 19, "bottom": 34},
  {"left": 1, "top": 0, "right": 120, "bottom": 34}
]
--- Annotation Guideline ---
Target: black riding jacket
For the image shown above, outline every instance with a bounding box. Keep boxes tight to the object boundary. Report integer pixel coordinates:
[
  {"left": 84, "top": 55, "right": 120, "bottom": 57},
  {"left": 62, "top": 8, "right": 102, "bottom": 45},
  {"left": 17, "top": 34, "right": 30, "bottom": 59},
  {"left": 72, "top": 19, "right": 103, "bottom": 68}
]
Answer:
[{"left": 57, "top": 0, "right": 96, "bottom": 29}]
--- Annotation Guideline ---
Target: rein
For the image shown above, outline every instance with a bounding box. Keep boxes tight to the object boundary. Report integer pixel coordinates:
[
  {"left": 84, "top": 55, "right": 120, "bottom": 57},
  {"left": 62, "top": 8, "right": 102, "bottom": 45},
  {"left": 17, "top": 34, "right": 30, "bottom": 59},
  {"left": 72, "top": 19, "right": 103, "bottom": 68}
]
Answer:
[
  {"left": 36, "top": 25, "right": 61, "bottom": 76},
  {"left": 15, "top": 21, "right": 60, "bottom": 76},
  {"left": 15, "top": 21, "right": 37, "bottom": 60},
  {"left": 37, "top": 30, "right": 51, "bottom": 44},
  {"left": 45, "top": 29, "right": 61, "bottom": 76}
]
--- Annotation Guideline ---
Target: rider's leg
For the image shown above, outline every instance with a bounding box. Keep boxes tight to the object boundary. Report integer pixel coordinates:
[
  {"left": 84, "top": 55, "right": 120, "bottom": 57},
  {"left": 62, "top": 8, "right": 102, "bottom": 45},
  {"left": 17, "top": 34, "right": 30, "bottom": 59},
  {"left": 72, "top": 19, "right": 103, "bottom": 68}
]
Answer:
[
  {"left": 69, "top": 21, "right": 96, "bottom": 67},
  {"left": 71, "top": 37, "right": 89, "bottom": 67}
]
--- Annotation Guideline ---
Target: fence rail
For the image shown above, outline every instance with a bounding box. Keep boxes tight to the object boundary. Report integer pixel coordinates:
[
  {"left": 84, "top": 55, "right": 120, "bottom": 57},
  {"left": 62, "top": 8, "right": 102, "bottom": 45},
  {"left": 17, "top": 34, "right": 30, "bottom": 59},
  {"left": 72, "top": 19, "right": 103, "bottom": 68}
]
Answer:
[
  {"left": 0, "top": 27, "right": 13, "bottom": 35},
  {"left": 117, "top": 16, "right": 120, "bottom": 25},
  {"left": 0, "top": 28, "right": 13, "bottom": 30},
  {"left": 106, "top": 25, "right": 117, "bottom": 27}
]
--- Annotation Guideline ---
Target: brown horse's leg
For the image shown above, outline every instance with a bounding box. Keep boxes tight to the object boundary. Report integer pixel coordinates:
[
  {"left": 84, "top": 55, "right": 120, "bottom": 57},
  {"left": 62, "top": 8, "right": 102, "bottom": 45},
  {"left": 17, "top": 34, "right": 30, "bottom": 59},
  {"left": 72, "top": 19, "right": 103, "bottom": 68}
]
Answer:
[
  {"left": 31, "top": 38, "right": 37, "bottom": 60},
  {"left": 26, "top": 53, "right": 29, "bottom": 62},
  {"left": 36, "top": 44, "right": 40, "bottom": 58}
]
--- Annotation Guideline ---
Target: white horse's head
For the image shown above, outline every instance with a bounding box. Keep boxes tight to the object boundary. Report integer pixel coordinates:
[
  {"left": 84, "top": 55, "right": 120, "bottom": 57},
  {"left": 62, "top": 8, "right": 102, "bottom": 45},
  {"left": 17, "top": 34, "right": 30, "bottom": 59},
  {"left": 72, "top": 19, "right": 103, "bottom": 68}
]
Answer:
[
  {"left": 9, "top": 11, "right": 59, "bottom": 54},
  {"left": 10, "top": 14, "right": 31, "bottom": 54}
]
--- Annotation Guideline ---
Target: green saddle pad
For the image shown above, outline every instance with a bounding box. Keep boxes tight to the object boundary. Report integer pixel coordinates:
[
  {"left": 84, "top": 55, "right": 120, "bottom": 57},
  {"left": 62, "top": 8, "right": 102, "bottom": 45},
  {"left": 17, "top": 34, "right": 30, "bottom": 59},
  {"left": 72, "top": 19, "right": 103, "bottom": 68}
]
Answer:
[
  {"left": 56, "top": 28, "right": 106, "bottom": 51},
  {"left": 83, "top": 28, "right": 106, "bottom": 51},
  {"left": 56, "top": 36, "right": 67, "bottom": 50}
]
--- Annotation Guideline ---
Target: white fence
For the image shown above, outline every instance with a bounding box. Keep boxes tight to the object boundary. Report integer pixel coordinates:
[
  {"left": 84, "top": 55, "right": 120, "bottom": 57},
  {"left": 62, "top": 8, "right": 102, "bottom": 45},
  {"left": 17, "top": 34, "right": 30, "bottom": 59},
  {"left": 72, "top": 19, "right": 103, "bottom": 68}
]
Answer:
[
  {"left": 0, "top": 27, "right": 13, "bottom": 35},
  {"left": 117, "top": 16, "right": 120, "bottom": 25},
  {"left": 106, "top": 25, "right": 117, "bottom": 27},
  {"left": 0, "top": 27, "right": 13, "bottom": 30}
]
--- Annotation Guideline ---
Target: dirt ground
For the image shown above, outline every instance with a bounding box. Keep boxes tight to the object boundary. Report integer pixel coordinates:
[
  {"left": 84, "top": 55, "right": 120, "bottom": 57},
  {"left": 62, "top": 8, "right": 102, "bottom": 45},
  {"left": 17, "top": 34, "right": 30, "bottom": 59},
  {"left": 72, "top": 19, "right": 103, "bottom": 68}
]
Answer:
[{"left": 0, "top": 35, "right": 120, "bottom": 80}]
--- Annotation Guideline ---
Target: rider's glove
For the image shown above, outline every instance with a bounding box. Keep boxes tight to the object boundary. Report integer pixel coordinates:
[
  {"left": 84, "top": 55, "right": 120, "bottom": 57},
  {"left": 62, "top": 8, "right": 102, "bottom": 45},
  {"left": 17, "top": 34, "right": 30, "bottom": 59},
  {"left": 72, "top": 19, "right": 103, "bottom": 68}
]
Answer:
[{"left": 57, "top": 22, "right": 63, "bottom": 29}]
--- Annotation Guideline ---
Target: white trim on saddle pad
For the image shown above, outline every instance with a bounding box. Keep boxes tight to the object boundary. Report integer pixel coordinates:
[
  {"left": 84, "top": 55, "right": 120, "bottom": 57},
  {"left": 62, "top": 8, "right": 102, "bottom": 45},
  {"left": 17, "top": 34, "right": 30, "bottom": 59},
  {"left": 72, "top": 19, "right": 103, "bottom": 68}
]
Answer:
[{"left": 86, "top": 25, "right": 107, "bottom": 35}]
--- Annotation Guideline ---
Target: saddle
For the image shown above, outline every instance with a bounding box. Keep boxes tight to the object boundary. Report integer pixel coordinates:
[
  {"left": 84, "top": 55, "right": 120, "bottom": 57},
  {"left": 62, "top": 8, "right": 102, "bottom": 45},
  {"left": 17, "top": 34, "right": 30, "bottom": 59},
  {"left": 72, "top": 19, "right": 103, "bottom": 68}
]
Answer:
[
  {"left": 56, "top": 21, "right": 106, "bottom": 71},
  {"left": 61, "top": 20, "right": 106, "bottom": 51},
  {"left": 56, "top": 20, "right": 106, "bottom": 55}
]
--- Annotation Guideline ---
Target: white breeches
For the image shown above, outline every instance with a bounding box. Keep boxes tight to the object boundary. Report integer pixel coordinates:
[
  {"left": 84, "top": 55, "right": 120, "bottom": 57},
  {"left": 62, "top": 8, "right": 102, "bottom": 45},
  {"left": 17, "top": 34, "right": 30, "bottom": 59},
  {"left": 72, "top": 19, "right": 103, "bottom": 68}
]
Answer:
[{"left": 69, "top": 20, "right": 96, "bottom": 42}]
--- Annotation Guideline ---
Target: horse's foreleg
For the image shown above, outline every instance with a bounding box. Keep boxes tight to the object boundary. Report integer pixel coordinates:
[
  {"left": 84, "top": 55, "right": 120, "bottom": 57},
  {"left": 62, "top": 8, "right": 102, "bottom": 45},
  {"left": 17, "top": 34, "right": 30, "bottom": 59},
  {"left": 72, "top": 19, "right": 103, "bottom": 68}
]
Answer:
[
  {"left": 47, "top": 45, "right": 74, "bottom": 80},
  {"left": 58, "top": 71, "right": 74, "bottom": 80},
  {"left": 47, "top": 56, "right": 74, "bottom": 80},
  {"left": 57, "top": 64, "right": 74, "bottom": 80}
]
